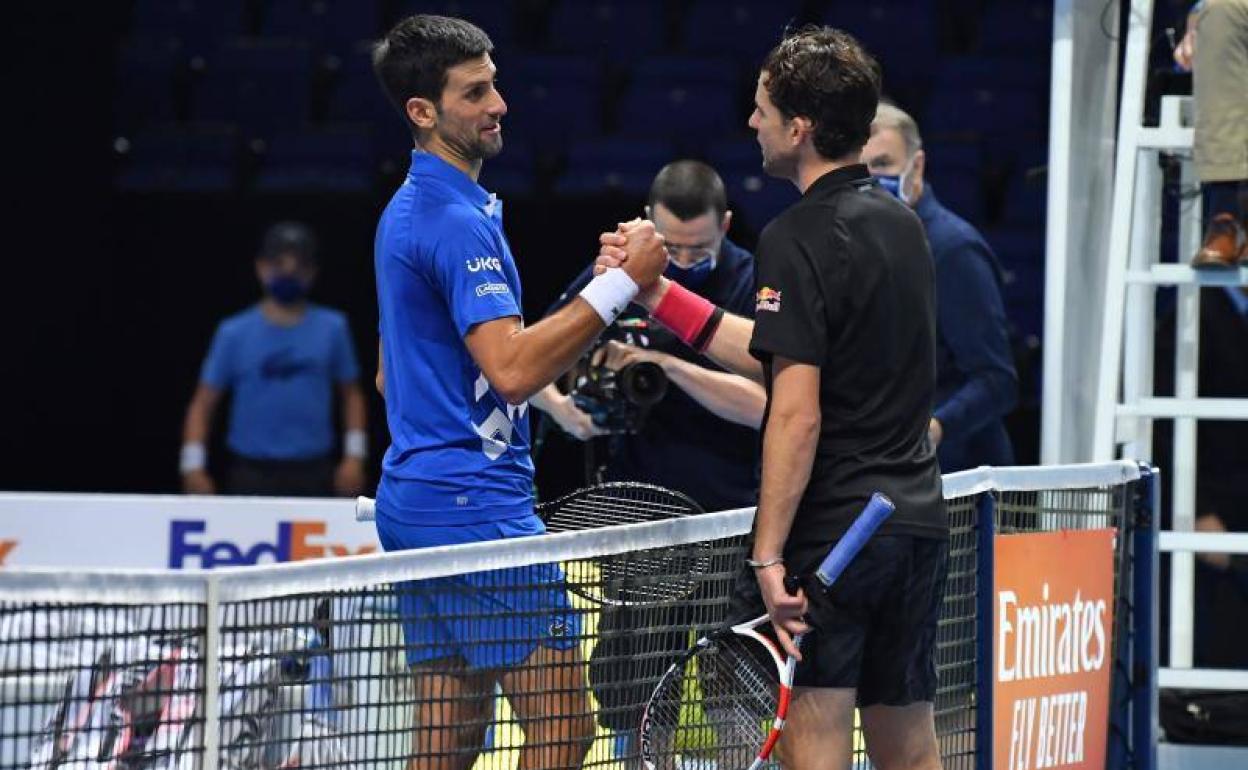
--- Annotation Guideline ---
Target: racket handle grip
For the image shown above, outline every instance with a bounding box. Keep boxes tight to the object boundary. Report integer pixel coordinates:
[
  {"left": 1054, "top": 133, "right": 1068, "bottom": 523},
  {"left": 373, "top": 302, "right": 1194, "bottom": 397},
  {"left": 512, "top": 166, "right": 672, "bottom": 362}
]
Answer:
[{"left": 814, "top": 492, "right": 895, "bottom": 589}]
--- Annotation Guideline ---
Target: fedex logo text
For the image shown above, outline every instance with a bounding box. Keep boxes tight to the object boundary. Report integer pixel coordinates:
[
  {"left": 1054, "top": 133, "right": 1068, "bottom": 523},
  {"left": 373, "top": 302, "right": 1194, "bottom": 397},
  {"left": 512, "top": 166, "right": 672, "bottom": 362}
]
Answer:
[
  {"left": 0, "top": 540, "right": 16, "bottom": 566},
  {"left": 169, "top": 521, "right": 376, "bottom": 569}
]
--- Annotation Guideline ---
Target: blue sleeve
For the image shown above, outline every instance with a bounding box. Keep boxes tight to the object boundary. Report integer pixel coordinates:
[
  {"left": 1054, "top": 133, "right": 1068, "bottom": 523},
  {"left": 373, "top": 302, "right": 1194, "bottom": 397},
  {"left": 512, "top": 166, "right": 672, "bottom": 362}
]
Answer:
[
  {"left": 330, "top": 314, "right": 360, "bottom": 384},
  {"left": 199, "top": 322, "right": 234, "bottom": 390},
  {"left": 424, "top": 207, "right": 521, "bottom": 336},
  {"left": 932, "top": 240, "right": 1019, "bottom": 438}
]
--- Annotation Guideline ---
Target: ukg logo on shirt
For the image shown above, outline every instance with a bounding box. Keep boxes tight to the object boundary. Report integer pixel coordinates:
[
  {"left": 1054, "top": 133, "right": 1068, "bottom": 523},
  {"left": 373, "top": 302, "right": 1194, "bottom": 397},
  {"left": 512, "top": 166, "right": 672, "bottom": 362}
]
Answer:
[{"left": 465, "top": 257, "right": 502, "bottom": 273}]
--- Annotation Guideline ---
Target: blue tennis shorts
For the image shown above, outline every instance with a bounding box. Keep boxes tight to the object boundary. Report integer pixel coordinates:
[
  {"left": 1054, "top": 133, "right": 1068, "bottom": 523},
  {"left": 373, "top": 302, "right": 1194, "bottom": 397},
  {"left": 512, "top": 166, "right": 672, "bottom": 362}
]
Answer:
[{"left": 375, "top": 507, "right": 581, "bottom": 670}]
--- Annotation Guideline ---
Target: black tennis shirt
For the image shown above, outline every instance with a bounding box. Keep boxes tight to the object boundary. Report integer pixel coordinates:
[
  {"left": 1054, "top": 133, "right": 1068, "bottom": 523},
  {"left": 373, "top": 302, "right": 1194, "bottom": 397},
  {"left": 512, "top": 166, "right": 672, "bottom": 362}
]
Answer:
[{"left": 748, "top": 164, "right": 947, "bottom": 572}]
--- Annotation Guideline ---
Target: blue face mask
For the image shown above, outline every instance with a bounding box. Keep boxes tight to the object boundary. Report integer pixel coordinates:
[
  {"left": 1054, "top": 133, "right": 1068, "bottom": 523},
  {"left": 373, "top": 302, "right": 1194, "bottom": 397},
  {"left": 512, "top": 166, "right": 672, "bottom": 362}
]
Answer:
[
  {"left": 664, "top": 256, "right": 715, "bottom": 289},
  {"left": 266, "top": 275, "right": 309, "bottom": 305},
  {"left": 874, "top": 156, "right": 915, "bottom": 204}
]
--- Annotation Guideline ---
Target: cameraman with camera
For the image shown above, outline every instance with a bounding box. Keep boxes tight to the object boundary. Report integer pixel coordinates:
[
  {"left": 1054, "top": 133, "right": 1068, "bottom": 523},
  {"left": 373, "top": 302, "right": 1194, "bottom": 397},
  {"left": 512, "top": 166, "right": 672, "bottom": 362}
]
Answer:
[
  {"left": 533, "top": 160, "right": 763, "bottom": 512},
  {"left": 532, "top": 161, "right": 761, "bottom": 762}
]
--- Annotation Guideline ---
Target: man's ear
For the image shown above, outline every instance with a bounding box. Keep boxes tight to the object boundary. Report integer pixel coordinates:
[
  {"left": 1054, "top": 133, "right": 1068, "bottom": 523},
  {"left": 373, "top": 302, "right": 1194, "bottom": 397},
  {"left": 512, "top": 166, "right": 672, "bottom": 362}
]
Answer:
[
  {"left": 721, "top": 210, "right": 733, "bottom": 235},
  {"left": 406, "top": 96, "right": 438, "bottom": 132},
  {"left": 789, "top": 115, "right": 813, "bottom": 148},
  {"left": 910, "top": 149, "right": 926, "bottom": 185}
]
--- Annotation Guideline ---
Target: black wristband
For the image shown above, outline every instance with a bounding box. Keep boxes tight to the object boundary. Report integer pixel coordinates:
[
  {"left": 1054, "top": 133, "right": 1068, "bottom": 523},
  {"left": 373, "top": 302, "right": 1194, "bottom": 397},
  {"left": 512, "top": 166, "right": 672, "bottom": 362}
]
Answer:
[{"left": 691, "top": 306, "right": 725, "bottom": 352}]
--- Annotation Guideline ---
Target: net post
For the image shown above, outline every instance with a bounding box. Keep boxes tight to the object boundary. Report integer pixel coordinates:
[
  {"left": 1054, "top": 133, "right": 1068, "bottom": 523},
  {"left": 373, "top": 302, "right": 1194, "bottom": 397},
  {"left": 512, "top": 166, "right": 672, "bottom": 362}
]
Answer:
[
  {"left": 974, "top": 491, "right": 996, "bottom": 770},
  {"left": 203, "top": 574, "right": 221, "bottom": 770},
  {"left": 1130, "top": 463, "right": 1160, "bottom": 770}
]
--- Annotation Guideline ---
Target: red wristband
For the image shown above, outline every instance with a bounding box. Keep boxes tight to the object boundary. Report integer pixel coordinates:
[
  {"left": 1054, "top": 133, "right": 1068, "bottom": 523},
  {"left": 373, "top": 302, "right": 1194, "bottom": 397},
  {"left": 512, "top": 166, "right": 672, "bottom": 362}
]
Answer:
[{"left": 651, "top": 281, "right": 718, "bottom": 350}]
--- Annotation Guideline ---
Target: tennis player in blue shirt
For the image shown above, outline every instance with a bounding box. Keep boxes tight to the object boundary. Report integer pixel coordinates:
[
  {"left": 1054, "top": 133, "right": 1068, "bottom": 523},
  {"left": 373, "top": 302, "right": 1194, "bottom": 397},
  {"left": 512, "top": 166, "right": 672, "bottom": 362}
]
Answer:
[{"left": 369, "top": 14, "right": 667, "bottom": 770}]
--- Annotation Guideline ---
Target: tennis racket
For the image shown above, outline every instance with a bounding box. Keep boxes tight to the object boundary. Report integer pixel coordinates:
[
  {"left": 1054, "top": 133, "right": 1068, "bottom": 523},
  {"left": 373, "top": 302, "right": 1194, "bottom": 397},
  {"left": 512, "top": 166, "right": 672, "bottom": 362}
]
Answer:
[
  {"left": 638, "top": 492, "right": 895, "bottom": 770},
  {"left": 355, "top": 482, "right": 710, "bottom": 606}
]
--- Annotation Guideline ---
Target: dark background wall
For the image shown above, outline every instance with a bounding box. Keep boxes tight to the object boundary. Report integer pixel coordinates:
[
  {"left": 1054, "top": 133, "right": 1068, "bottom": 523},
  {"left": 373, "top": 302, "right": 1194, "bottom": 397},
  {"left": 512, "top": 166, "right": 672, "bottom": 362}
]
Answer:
[{"left": 5, "top": 0, "right": 1072, "bottom": 500}]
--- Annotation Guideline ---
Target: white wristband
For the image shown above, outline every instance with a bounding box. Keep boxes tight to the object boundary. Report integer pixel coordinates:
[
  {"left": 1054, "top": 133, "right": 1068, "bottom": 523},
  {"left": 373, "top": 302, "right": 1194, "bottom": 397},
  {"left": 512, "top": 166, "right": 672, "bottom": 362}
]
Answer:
[
  {"left": 344, "top": 429, "right": 368, "bottom": 459},
  {"left": 579, "top": 268, "right": 639, "bottom": 325},
  {"left": 179, "top": 443, "right": 206, "bottom": 474}
]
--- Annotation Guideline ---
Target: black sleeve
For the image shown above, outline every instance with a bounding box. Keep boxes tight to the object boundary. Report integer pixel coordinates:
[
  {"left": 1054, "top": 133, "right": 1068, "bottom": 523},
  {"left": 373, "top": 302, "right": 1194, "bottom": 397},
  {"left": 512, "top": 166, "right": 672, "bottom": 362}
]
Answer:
[{"left": 748, "top": 228, "right": 827, "bottom": 366}]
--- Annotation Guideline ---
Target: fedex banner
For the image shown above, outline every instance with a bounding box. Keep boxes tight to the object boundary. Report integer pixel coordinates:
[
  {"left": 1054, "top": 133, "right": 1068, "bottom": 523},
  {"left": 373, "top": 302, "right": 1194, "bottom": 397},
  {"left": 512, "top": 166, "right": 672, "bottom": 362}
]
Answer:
[
  {"left": 0, "top": 493, "right": 378, "bottom": 569},
  {"left": 994, "top": 529, "right": 1116, "bottom": 770}
]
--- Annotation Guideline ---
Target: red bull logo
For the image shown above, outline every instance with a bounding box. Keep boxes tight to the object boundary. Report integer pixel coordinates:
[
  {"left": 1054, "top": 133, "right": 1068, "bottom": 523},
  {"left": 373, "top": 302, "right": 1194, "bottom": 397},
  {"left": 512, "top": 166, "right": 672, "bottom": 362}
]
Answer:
[{"left": 756, "top": 286, "right": 782, "bottom": 313}]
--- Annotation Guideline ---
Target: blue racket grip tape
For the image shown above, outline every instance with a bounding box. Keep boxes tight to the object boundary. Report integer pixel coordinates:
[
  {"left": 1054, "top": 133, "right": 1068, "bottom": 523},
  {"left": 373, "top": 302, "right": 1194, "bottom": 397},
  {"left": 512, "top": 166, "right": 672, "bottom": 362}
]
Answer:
[{"left": 814, "top": 493, "right": 895, "bottom": 588}]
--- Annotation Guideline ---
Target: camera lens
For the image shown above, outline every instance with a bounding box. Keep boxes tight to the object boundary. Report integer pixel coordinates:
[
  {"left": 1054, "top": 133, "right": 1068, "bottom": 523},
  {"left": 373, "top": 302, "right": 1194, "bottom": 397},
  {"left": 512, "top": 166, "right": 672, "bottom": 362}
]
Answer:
[{"left": 619, "top": 361, "right": 668, "bottom": 407}]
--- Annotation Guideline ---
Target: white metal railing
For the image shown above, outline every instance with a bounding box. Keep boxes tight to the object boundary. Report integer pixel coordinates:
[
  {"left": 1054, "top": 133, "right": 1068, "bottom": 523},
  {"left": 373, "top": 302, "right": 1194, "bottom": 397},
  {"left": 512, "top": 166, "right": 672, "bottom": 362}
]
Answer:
[{"left": 1159, "top": 530, "right": 1248, "bottom": 690}]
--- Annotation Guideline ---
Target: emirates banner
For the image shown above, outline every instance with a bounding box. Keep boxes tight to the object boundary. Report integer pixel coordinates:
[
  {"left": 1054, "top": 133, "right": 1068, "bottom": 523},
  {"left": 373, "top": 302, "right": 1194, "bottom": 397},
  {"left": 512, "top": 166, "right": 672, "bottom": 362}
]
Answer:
[{"left": 995, "top": 529, "right": 1116, "bottom": 770}]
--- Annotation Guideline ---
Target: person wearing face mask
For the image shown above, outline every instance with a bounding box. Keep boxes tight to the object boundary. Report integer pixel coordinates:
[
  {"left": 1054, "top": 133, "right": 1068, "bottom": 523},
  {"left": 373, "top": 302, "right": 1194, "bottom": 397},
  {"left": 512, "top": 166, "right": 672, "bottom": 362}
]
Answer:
[
  {"left": 533, "top": 160, "right": 764, "bottom": 512},
  {"left": 860, "top": 102, "right": 1018, "bottom": 472},
  {"left": 179, "top": 221, "right": 368, "bottom": 497}
]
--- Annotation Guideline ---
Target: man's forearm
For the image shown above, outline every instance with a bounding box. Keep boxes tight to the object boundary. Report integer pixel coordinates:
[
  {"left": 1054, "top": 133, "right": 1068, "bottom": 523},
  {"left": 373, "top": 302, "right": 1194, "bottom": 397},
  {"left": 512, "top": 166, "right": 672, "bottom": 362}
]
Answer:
[
  {"left": 641, "top": 278, "right": 763, "bottom": 381},
  {"left": 753, "top": 407, "right": 820, "bottom": 561},
  {"left": 664, "top": 357, "right": 766, "bottom": 428},
  {"left": 342, "top": 384, "right": 368, "bottom": 431},
  {"left": 467, "top": 300, "right": 606, "bottom": 404},
  {"left": 702, "top": 312, "right": 764, "bottom": 383}
]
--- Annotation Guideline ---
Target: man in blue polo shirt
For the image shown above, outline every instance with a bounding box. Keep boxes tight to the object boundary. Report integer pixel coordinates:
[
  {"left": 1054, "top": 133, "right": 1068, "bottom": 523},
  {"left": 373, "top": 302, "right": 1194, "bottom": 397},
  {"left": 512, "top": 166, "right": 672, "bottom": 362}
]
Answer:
[
  {"left": 861, "top": 103, "right": 1018, "bottom": 472},
  {"left": 180, "top": 222, "right": 368, "bottom": 497},
  {"left": 370, "top": 14, "right": 667, "bottom": 770}
]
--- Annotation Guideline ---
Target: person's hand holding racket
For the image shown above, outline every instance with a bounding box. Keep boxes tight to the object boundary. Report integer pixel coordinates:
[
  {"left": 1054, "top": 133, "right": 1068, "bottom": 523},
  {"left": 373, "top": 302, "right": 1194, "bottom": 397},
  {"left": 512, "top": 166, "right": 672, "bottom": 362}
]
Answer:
[{"left": 756, "top": 563, "right": 810, "bottom": 660}]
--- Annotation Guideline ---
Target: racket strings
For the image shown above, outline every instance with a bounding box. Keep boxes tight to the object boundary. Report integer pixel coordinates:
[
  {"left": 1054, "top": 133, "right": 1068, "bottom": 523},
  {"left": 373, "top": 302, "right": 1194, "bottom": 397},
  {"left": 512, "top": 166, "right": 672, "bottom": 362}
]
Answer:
[
  {"left": 541, "top": 485, "right": 714, "bottom": 605},
  {"left": 643, "top": 635, "right": 781, "bottom": 768}
]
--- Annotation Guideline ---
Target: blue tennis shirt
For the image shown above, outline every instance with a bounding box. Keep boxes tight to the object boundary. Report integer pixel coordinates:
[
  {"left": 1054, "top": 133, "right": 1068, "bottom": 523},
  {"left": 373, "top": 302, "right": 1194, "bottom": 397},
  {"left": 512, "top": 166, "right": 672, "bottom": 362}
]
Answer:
[
  {"left": 374, "top": 150, "right": 534, "bottom": 524},
  {"left": 200, "top": 305, "right": 359, "bottom": 460}
]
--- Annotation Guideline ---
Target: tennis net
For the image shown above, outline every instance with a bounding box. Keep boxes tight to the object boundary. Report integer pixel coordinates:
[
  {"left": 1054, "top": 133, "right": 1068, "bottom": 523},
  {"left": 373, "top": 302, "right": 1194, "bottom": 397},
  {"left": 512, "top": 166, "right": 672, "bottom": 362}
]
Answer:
[{"left": 0, "top": 461, "right": 1152, "bottom": 770}]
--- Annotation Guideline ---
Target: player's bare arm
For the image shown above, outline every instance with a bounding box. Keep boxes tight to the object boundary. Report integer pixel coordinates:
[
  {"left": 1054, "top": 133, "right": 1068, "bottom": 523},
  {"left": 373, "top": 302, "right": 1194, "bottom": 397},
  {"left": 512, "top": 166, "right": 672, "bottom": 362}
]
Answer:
[
  {"left": 597, "top": 232, "right": 764, "bottom": 382},
  {"left": 753, "top": 356, "right": 821, "bottom": 658},
  {"left": 180, "top": 383, "right": 223, "bottom": 494},
  {"left": 465, "top": 221, "right": 667, "bottom": 404}
]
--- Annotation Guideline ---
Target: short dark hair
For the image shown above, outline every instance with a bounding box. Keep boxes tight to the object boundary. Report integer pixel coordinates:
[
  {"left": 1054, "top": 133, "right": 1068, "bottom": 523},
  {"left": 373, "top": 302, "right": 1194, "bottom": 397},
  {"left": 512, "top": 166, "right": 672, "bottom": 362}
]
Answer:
[
  {"left": 259, "top": 221, "right": 317, "bottom": 263},
  {"left": 372, "top": 15, "right": 493, "bottom": 131},
  {"left": 647, "top": 160, "right": 728, "bottom": 221},
  {"left": 761, "top": 26, "right": 881, "bottom": 161}
]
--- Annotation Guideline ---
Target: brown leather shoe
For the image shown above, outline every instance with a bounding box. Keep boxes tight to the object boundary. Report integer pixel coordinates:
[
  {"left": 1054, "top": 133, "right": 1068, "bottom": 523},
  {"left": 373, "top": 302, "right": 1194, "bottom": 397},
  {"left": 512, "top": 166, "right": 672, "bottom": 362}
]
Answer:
[{"left": 1192, "top": 213, "right": 1247, "bottom": 269}]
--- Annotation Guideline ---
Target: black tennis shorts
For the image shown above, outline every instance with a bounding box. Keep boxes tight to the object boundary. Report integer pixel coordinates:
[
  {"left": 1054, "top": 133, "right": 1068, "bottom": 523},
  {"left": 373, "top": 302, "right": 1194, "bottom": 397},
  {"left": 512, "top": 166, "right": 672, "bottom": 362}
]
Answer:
[{"left": 730, "top": 534, "right": 950, "bottom": 707}]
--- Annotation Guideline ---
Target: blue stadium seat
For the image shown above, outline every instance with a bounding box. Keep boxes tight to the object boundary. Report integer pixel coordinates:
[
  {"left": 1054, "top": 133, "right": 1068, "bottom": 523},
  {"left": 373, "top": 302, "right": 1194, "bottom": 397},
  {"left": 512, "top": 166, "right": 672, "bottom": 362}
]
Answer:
[
  {"left": 499, "top": 55, "right": 603, "bottom": 141},
  {"left": 191, "top": 39, "right": 314, "bottom": 137},
  {"left": 985, "top": 226, "right": 1045, "bottom": 337},
  {"left": 115, "top": 37, "right": 185, "bottom": 131},
  {"left": 922, "top": 140, "right": 983, "bottom": 183},
  {"left": 116, "top": 124, "right": 238, "bottom": 193},
  {"left": 130, "top": 0, "right": 248, "bottom": 56},
  {"left": 478, "top": 138, "right": 539, "bottom": 198},
  {"left": 823, "top": 1, "right": 938, "bottom": 73},
  {"left": 261, "top": 0, "right": 380, "bottom": 53},
  {"left": 398, "top": 1, "right": 515, "bottom": 48},
  {"left": 547, "top": 1, "right": 664, "bottom": 56},
  {"left": 721, "top": 169, "right": 799, "bottom": 235},
  {"left": 617, "top": 83, "right": 739, "bottom": 146},
  {"left": 632, "top": 55, "right": 740, "bottom": 89},
  {"left": 936, "top": 54, "right": 1048, "bottom": 92},
  {"left": 254, "top": 127, "right": 374, "bottom": 192},
  {"left": 554, "top": 138, "right": 675, "bottom": 197},
  {"left": 681, "top": 0, "right": 801, "bottom": 61},
  {"left": 978, "top": 1, "right": 1053, "bottom": 57},
  {"left": 922, "top": 87, "right": 1043, "bottom": 139},
  {"left": 1000, "top": 173, "right": 1048, "bottom": 228},
  {"left": 706, "top": 139, "right": 764, "bottom": 173},
  {"left": 930, "top": 176, "right": 985, "bottom": 227}
]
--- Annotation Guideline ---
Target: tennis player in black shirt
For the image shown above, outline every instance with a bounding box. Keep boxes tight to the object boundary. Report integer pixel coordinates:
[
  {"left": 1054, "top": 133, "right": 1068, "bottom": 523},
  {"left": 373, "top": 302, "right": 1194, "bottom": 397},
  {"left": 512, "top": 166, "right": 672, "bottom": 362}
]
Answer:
[{"left": 598, "top": 26, "right": 947, "bottom": 770}]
